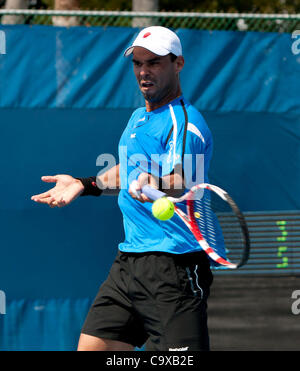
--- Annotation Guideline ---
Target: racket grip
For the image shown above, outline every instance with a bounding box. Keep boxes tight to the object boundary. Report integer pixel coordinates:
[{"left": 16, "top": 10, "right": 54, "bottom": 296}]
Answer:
[{"left": 142, "top": 185, "right": 166, "bottom": 201}]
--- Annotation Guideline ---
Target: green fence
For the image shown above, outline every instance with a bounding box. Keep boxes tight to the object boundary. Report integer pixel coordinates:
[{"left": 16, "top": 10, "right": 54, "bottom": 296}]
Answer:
[{"left": 0, "top": 9, "right": 299, "bottom": 32}]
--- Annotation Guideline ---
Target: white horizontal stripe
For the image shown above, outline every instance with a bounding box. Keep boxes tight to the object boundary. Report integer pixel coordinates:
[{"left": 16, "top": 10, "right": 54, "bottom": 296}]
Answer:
[{"left": 0, "top": 10, "right": 297, "bottom": 19}]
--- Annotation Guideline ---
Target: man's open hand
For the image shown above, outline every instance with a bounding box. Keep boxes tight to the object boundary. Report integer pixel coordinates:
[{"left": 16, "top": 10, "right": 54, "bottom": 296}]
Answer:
[{"left": 31, "top": 174, "right": 84, "bottom": 208}]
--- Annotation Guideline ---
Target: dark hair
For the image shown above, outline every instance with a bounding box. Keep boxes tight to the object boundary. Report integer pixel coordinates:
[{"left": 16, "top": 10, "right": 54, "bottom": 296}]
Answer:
[{"left": 169, "top": 53, "right": 178, "bottom": 62}]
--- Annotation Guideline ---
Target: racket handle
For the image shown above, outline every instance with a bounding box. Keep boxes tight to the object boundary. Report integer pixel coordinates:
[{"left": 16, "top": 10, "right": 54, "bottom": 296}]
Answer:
[{"left": 142, "top": 185, "right": 166, "bottom": 201}]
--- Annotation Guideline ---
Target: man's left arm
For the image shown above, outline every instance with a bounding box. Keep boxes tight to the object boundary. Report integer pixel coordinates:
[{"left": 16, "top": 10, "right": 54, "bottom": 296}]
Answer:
[
  {"left": 130, "top": 122, "right": 210, "bottom": 202},
  {"left": 129, "top": 164, "right": 184, "bottom": 203}
]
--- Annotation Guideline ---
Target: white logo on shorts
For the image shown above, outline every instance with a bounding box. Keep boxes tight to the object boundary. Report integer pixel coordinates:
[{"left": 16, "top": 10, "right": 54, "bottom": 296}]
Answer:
[{"left": 169, "top": 346, "right": 189, "bottom": 351}]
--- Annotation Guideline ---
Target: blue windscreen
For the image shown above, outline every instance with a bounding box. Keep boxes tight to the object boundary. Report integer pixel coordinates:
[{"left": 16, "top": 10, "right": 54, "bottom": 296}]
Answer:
[{"left": 0, "top": 25, "right": 299, "bottom": 350}]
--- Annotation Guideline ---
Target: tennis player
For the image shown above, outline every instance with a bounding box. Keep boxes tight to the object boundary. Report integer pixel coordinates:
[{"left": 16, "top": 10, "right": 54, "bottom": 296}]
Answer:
[{"left": 31, "top": 26, "right": 214, "bottom": 351}]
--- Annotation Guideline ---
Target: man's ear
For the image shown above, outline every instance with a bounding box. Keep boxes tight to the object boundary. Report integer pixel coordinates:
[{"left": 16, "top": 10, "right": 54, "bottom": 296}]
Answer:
[{"left": 175, "top": 56, "right": 185, "bottom": 73}]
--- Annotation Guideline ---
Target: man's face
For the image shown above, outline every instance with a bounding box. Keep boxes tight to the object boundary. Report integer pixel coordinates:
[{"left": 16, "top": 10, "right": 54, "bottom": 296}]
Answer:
[{"left": 132, "top": 47, "right": 184, "bottom": 104}]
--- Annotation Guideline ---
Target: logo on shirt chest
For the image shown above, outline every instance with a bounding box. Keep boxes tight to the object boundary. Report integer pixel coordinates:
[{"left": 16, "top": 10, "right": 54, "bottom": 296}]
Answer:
[
  {"left": 130, "top": 133, "right": 136, "bottom": 139},
  {"left": 167, "top": 140, "right": 180, "bottom": 164}
]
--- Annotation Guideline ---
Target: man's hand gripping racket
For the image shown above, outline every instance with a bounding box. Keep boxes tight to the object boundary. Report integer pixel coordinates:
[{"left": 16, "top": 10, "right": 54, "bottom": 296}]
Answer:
[{"left": 142, "top": 184, "right": 250, "bottom": 269}]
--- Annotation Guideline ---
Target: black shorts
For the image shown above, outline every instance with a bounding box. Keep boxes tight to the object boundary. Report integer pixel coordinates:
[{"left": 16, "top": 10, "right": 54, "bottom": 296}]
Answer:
[{"left": 81, "top": 250, "right": 213, "bottom": 351}]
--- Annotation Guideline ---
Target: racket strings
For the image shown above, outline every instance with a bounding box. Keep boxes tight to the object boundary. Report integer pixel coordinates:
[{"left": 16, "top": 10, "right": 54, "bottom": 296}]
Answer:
[
  {"left": 194, "top": 192, "right": 222, "bottom": 251},
  {"left": 213, "top": 193, "right": 246, "bottom": 262},
  {"left": 192, "top": 189, "right": 245, "bottom": 265}
]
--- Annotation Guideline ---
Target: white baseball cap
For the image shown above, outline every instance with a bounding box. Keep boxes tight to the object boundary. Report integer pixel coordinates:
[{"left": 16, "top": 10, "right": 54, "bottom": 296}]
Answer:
[{"left": 124, "top": 26, "right": 182, "bottom": 57}]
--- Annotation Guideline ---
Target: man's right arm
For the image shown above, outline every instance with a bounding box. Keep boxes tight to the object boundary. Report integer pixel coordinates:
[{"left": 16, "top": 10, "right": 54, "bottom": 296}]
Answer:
[
  {"left": 78, "top": 164, "right": 120, "bottom": 196},
  {"left": 31, "top": 164, "right": 120, "bottom": 208},
  {"left": 96, "top": 164, "right": 120, "bottom": 195}
]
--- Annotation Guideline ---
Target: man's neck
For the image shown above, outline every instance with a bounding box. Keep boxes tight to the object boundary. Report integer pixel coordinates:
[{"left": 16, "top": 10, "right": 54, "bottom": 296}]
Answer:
[{"left": 145, "top": 88, "right": 182, "bottom": 112}]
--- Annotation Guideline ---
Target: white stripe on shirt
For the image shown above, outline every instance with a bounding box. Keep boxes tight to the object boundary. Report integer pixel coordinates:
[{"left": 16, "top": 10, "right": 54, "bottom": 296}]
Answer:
[
  {"left": 187, "top": 122, "right": 205, "bottom": 144},
  {"left": 168, "top": 104, "right": 178, "bottom": 168}
]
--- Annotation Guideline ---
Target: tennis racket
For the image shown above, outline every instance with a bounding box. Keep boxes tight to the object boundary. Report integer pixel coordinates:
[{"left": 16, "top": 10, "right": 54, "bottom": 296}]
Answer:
[{"left": 142, "top": 183, "right": 250, "bottom": 269}]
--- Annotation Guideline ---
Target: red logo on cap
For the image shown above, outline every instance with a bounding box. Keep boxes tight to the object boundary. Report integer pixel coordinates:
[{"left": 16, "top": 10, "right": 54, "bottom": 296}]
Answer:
[{"left": 143, "top": 32, "right": 151, "bottom": 38}]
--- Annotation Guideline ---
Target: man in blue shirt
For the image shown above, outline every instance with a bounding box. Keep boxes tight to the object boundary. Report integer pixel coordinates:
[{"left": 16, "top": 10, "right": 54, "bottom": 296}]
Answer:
[{"left": 32, "top": 26, "right": 214, "bottom": 351}]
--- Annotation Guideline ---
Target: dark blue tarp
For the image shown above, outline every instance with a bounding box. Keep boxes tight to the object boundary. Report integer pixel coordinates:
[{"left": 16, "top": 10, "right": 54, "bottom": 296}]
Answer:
[
  {"left": 0, "top": 26, "right": 299, "bottom": 113},
  {"left": 0, "top": 25, "right": 299, "bottom": 350}
]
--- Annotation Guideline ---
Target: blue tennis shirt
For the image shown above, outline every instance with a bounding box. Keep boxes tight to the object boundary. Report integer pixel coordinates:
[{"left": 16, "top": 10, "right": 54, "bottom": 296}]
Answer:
[{"left": 118, "top": 95, "right": 215, "bottom": 254}]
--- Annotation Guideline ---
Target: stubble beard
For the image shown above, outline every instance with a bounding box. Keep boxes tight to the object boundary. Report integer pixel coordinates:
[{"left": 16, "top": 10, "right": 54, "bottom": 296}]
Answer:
[{"left": 140, "top": 82, "right": 176, "bottom": 104}]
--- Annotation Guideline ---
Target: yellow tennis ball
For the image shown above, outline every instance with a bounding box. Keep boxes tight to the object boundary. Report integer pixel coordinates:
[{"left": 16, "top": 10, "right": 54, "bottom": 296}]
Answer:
[{"left": 152, "top": 197, "right": 174, "bottom": 221}]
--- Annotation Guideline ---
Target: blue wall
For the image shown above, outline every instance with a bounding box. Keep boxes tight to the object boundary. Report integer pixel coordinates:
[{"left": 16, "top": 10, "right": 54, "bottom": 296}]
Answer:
[{"left": 0, "top": 25, "right": 299, "bottom": 350}]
